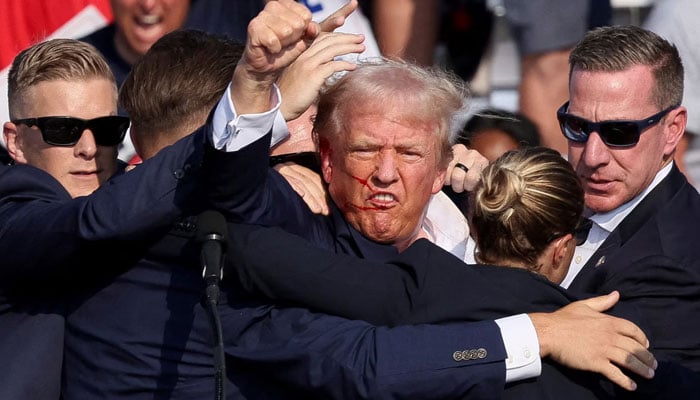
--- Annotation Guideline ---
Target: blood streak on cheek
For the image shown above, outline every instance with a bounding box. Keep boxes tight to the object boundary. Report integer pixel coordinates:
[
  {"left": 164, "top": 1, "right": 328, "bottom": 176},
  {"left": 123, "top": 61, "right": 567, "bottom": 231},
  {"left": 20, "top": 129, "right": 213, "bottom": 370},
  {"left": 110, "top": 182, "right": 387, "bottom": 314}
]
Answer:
[
  {"left": 348, "top": 174, "right": 381, "bottom": 211},
  {"left": 351, "top": 175, "right": 370, "bottom": 187}
]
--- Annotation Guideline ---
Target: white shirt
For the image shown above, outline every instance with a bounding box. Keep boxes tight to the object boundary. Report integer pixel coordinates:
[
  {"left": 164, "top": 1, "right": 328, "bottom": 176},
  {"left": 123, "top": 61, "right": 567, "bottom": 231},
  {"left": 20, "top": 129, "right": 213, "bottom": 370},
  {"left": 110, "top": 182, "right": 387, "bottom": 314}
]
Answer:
[
  {"left": 561, "top": 162, "right": 674, "bottom": 288},
  {"left": 423, "top": 191, "right": 476, "bottom": 264}
]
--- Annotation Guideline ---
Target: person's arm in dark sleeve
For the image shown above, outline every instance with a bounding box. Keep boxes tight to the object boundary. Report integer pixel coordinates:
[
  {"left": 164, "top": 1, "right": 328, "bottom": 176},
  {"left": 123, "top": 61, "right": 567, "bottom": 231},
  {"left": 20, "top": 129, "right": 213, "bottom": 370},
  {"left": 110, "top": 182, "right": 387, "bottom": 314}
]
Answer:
[
  {"left": 0, "top": 128, "right": 206, "bottom": 283},
  {"left": 222, "top": 303, "right": 508, "bottom": 400},
  {"left": 227, "top": 223, "right": 550, "bottom": 326}
]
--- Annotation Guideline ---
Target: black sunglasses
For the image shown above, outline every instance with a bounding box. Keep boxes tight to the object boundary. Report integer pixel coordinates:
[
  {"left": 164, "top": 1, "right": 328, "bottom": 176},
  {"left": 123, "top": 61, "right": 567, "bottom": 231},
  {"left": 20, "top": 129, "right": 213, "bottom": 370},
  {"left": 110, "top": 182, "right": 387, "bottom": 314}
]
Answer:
[
  {"left": 557, "top": 101, "right": 679, "bottom": 147},
  {"left": 12, "top": 116, "right": 129, "bottom": 147},
  {"left": 547, "top": 218, "right": 592, "bottom": 247}
]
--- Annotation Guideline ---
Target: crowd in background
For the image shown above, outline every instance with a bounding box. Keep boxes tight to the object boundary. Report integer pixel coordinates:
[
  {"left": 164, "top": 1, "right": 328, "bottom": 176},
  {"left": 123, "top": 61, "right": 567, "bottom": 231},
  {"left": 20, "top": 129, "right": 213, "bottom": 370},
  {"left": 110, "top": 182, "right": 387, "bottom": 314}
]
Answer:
[{"left": 2, "top": 0, "right": 699, "bottom": 185}]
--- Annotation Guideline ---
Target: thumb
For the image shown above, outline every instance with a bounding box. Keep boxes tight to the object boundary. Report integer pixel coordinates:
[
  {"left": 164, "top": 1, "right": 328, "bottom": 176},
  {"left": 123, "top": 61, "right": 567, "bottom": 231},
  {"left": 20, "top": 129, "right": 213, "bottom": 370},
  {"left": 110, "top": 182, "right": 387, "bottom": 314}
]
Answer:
[
  {"left": 579, "top": 290, "right": 620, "bottom": 312},
  {"left": 304, "top": 21, "right": 321, "bottom": 42}
]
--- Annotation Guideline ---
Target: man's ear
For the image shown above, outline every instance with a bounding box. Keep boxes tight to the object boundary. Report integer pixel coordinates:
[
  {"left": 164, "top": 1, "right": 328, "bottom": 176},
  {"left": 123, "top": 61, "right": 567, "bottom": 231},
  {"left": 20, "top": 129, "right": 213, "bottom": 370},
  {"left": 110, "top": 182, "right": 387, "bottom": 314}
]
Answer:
[
  {"left": 319, "top": 139, "right": 333, "bottom": 184},
  {"left": 3, "top": 121, "right": 27, "bottom": 164},
  {"left": 664, "top": 106, "right": 687, "bottom": 157},
  {"left": 431, "top": 168, "right": 447, "bottom": 194}
]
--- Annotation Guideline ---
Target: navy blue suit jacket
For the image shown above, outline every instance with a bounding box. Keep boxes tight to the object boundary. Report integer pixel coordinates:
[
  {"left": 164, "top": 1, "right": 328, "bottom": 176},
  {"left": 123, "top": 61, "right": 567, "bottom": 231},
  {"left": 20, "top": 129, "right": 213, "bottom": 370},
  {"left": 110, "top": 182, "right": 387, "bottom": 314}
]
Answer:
[
  {"left": 0, "top": 126, "right": 508, "bottom": 398},
  {"left": 227, "top": 223, "right": 700, "bottom": 398},
  {"left": 568, "top": 166, "right": 700, "bottom": 372},
  {"left": 201, "top": 131, "right": 514, "bottom": 397},
  {"left": 60, "top": 215, "right": 512, "bottom": 399},
  {"left": 0, "top": 128, "right": 207, "bottom": 400}
]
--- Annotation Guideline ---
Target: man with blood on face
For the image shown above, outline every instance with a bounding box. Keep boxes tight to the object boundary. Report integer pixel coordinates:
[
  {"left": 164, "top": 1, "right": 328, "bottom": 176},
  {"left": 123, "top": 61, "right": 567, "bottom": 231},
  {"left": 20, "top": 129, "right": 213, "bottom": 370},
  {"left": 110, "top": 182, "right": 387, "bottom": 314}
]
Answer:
[{"left": 316, "top": 60, "right": 459, "bottom": 251}]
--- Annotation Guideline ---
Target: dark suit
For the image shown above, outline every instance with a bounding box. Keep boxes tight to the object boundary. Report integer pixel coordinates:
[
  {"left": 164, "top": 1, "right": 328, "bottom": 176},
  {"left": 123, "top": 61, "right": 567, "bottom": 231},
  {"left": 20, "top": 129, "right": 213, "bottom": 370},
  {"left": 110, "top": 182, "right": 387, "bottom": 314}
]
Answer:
[
  {"left": 229, "top": 224, "right": 575, "bottom": 326},
  {"left": 60, "top": 217, "right": 513, "bottom": 399},
  {"left": 0, "top": 126, "right": 512, "bottom": 398},
  {"left": 227, "top": 223, "right": 700, "bottom": 399},
  {"left": 0, "top": 128, "right": 207, "bottom": 400},
  {"left": 568, "top": 165, "right": 700, "bottom": 372},
  {"left": 200, "top": 131, "right": 517, "bottom": 396}
]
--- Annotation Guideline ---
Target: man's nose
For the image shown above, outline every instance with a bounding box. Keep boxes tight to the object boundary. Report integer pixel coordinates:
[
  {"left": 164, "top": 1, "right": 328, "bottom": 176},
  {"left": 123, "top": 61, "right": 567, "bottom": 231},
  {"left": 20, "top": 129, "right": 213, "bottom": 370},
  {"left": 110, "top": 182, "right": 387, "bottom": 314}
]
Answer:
[
  {"left": 581, "top": 131, "right": 611, "bottom": 167},
  {"left": 73, "top": 129, "right": 98, "bottom": 159},
  {"left": 373, "top": 151, "right": 399, "bottom": 184},
  {"left": 139, "top": 0, "right": 157, "bottom": 11}
]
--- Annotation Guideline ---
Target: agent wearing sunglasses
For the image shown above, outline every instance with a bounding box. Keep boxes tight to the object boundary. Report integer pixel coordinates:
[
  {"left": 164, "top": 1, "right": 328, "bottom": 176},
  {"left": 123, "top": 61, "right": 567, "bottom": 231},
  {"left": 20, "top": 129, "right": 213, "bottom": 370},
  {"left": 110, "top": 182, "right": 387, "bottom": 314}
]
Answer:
[
  {"left": 4, "top": 85, "right": 126, "bottom": 199},
  {"left": 0, "top": 38, "right": 249, "bottom": 400},
  {"left": 557, "top": 25, "right": 700, "bottom": 375},
  {"left": 6, "top": 115, "right": 129, "bottom": 198}
]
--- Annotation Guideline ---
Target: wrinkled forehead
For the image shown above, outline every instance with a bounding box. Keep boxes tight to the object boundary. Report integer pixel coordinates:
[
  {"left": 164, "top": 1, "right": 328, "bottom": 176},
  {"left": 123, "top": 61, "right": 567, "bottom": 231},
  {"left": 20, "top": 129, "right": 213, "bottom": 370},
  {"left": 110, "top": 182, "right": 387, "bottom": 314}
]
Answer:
[{"left": 348, "top": 96, "right": 441, "bottom": 130}]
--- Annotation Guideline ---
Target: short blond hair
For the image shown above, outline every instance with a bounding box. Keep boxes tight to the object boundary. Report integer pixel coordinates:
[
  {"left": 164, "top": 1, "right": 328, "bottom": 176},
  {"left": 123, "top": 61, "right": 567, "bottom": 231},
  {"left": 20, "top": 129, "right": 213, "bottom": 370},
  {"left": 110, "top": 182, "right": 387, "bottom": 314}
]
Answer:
[{"left": 7, "top": 38, "right": 116, "bottom": 118}]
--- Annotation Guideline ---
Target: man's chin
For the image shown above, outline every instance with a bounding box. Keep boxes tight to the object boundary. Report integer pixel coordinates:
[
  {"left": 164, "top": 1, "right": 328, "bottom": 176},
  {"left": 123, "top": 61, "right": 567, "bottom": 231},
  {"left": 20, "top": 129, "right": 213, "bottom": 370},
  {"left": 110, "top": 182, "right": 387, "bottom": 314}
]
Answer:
[
  {"left": 358, "top": 224, "right": 399, "bottom": 244},
  {"left": 65, "top": 180, "right": 101, "bottom": 198},
  {"left": 584, "top": 192, "right": 624, "bottom": 214}
]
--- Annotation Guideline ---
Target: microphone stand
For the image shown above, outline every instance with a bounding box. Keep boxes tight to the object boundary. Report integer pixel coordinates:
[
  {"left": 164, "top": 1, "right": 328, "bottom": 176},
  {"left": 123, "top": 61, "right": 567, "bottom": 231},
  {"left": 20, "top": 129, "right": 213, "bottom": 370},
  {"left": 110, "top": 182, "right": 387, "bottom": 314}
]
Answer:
[{"left": 197, "top": 211, "right": 227, "bottom": 400}]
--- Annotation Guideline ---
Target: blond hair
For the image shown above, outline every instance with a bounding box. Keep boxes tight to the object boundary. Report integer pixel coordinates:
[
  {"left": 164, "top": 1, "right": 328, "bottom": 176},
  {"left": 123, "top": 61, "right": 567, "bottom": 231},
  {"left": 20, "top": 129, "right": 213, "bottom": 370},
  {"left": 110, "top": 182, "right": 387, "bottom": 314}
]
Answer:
[
  {"left": 7, "top": 38, "right": 115, "bottom": 118},
  {"left": 473, "top": 147, "right": 584, "bottom": 269}
]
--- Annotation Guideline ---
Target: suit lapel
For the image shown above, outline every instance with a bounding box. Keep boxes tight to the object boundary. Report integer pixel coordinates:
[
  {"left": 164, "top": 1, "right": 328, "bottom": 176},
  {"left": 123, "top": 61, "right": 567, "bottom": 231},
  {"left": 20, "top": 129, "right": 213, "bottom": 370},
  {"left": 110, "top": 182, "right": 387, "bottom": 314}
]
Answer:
[
  {"left": 615, "top": 166, "right": 685, "bottom": 244},
  {"left": 571, "top": 231, "right": 621, "bottom": 291},
  {"left": 570, "top": 166, "right": 687, "bottom": 292}
]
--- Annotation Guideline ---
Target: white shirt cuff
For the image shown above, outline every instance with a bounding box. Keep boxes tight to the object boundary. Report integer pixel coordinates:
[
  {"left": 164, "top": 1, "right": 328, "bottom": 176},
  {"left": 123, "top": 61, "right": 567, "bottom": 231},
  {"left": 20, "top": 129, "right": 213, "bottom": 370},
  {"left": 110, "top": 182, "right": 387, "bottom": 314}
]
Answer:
[
  {"left": 271, "top": 109, "right": 289, "bottom": 148},
  {"left": 495, "top": 314, "right": 541, "bottom": 382},
  {"left": 211, "top": 83, "right": 285, "bottom": 151}
]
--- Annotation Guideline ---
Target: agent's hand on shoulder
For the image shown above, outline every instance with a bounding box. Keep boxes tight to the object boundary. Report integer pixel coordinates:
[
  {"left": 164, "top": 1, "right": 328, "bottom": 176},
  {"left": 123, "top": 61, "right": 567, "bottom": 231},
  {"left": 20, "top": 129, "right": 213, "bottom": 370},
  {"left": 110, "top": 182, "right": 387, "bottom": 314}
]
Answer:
[
  {"left": 275, "top": 161, "right": 329, "bottom": 215},
  {"left": 530, "top": 291, "right": 657, "bottom": 391}
]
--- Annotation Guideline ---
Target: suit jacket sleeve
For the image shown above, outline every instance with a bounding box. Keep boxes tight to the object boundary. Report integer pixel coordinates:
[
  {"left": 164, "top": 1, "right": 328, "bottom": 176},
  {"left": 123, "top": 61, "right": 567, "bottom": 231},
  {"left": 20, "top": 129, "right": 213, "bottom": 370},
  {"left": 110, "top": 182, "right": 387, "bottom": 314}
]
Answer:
[
  {"left": 202, "top": 131, "right": 318, "bottom": 236},
  {"left": 223, "top": 303, "right": 507, "bottom": 399},
  {"left": 0, "top": 128, "right": 208, "bottom": 284},
  {"left": 581, "top": 253, "right": 700, "bottom": 369},
  {"left": 228, "top": 224, "right": 572, "bottom": 326}
]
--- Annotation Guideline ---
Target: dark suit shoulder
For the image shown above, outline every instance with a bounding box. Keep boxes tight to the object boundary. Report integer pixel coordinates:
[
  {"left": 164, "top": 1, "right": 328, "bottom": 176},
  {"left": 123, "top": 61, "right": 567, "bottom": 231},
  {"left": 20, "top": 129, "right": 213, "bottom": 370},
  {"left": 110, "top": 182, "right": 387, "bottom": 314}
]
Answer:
[{"left": 0, "top": 164, "right": 71, "bottom": 202}]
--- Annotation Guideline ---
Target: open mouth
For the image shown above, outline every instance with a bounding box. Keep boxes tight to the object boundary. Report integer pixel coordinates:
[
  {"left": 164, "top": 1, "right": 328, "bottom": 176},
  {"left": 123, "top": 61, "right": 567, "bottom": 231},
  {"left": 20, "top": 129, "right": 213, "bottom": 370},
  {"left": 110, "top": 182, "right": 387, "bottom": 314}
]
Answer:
[
  {"left": 137, "top": 14, "right": 161, "bottom": 26},
  {"left": 370, "top": 193, "right": 395, "bottom": 203}
]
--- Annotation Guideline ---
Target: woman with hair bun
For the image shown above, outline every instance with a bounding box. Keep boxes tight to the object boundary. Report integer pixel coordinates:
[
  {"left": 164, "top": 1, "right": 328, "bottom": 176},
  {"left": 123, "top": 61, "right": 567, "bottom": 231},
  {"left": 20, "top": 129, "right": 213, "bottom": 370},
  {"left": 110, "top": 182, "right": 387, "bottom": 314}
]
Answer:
[{"left": 472, "top": 147, "right": 584, "bottom": 284}]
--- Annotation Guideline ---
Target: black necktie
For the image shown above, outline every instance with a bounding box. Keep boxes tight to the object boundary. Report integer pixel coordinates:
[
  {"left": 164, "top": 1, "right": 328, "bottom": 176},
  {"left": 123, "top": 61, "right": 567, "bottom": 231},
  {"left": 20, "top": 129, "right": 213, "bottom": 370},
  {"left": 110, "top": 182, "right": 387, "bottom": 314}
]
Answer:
[{"left": 574, "top": 218, "right": 593, "bottom": 246}]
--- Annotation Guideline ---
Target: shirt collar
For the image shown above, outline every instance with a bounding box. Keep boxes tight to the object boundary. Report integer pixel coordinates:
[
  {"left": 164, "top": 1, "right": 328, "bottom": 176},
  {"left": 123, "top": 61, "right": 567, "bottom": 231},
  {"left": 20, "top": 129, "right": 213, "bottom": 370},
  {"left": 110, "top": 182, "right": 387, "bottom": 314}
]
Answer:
[
  {"left": 590, "top": 162, "right": 673, "bottom": 233},
  {"left": 422, "top": 191, "right": 472, "bottom": 262}
]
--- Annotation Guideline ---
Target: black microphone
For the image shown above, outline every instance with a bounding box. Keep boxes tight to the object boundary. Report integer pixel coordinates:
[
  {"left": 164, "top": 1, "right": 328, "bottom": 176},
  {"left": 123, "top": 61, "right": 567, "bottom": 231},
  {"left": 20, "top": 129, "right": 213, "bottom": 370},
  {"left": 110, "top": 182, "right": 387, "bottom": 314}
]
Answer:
[
  {"left": 196, "top": 210, "right": 227, "bottom": 291},
  {"left": 196, "top": 210, "right": 228, "bottom": 400}
]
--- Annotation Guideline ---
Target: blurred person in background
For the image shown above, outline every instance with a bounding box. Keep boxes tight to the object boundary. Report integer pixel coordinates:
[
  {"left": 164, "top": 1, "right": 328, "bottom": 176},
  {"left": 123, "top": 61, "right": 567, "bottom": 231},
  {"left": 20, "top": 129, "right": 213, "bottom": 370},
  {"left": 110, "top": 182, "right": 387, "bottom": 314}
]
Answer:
[{"left": 645, "top": 0, "right": 700, "bottom": 188}]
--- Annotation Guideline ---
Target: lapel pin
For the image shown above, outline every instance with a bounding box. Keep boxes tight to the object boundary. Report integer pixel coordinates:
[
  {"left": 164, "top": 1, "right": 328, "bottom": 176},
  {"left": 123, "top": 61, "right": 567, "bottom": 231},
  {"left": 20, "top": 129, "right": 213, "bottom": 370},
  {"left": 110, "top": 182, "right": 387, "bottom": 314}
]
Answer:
[{"left": 594, "top": 256, "right": 606, "bottom": 268}]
